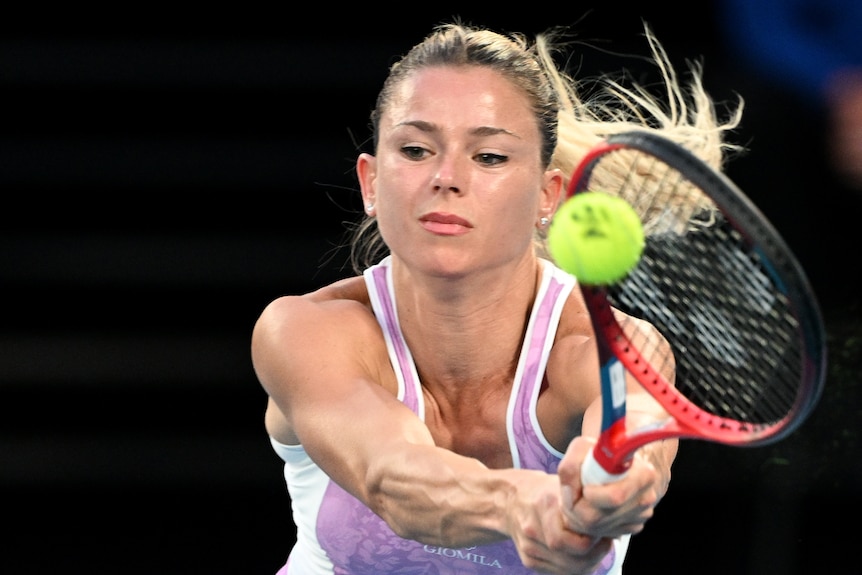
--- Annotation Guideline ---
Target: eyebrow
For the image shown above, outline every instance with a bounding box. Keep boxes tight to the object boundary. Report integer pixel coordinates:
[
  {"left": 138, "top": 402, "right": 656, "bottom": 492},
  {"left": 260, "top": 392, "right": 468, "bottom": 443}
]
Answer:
[{"left": 395, "top": 120, "right": 521, "bottom": 140}]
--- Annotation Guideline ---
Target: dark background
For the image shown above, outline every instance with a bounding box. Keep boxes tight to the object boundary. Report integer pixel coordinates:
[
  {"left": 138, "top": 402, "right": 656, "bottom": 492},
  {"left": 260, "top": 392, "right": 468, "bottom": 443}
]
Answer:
[{"left": 2, "top": 4, "right": 859, "bottom": 574}]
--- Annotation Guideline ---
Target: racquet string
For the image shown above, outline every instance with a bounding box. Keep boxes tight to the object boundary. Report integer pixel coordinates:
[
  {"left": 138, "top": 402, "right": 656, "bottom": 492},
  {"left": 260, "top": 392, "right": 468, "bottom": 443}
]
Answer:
[{"left": 583, "top": 148, "right": 804, "bottom": 428}]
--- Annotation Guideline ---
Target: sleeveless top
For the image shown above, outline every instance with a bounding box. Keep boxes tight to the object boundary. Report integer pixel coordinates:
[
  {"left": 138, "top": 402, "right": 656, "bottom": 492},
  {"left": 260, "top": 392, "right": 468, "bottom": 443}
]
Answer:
[{"left": 269, "top": 256, "right": 630, "bottom": 574}]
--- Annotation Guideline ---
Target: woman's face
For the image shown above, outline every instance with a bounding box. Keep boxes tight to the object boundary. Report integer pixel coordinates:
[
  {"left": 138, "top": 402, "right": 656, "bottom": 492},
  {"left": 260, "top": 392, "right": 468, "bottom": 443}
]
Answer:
[{"left": 358, "top": 65, "right": 561, "bottom": 277}]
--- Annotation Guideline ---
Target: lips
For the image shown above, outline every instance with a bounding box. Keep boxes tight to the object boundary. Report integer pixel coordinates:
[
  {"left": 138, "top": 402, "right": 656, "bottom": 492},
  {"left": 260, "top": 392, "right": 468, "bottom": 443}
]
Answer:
[
  {"left": 419, "top": 212, "right": 472, "bottom": 235},
  {"left": 420, "top": 212, "right": 472, "bottom": 226}
]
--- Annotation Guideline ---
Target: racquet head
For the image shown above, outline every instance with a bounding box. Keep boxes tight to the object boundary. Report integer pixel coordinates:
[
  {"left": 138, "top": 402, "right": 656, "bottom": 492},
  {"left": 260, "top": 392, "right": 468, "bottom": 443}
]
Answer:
[{"left": 566, "top": 131, "right": 827, "bottom": 483}]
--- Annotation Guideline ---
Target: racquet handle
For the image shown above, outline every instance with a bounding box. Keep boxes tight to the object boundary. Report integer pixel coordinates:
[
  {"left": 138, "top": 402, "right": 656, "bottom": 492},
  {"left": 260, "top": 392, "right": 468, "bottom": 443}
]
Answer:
[{"left": 581, "top": 447, "right": 628, "bottom": 485}]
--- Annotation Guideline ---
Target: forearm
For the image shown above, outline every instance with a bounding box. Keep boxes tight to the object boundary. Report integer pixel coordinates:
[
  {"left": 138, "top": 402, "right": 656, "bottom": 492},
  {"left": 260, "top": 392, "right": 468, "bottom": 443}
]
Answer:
[
  {"left": 364, "top": 443, "right": 525, "bottom": 547},
  {"left": 623, "top": 393, "right": 678, "bottom": 495},
  {"left": 635, "top": 437, "right": 678, "bottom": 497}
]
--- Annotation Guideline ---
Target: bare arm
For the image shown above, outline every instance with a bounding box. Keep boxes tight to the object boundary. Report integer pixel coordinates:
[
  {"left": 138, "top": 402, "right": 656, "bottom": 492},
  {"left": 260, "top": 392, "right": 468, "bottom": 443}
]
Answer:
[
  {"left": 252, "top": 294, "right": 582, "bottom": 552},
  {"left": 254, "top": 295, "right": 456, "bottom": 537},
  {"left": 556, "top": 313, "right": 678, "bottom": 538}
]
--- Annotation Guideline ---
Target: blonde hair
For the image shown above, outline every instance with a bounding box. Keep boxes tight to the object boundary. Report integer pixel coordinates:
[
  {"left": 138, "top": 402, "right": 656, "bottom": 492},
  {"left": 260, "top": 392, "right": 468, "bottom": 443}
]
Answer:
[{"left": 348, "top": 21, "right": 743, "bottom": 272}]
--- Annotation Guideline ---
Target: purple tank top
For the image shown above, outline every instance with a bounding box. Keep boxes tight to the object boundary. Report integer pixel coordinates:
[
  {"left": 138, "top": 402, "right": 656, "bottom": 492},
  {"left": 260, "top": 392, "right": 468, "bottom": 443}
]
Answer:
[{"left": 308, "top": 257, "right": 619, "bottom": 574}]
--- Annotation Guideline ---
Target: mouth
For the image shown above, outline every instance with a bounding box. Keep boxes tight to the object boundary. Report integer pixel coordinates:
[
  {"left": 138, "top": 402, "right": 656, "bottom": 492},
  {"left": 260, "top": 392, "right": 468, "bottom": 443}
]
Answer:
[
  {"left": 419, "top": 212, "right": 472, "bottom": 236},
  {"left": 421, "top": 212, "right": 471, "bottom": 226}
]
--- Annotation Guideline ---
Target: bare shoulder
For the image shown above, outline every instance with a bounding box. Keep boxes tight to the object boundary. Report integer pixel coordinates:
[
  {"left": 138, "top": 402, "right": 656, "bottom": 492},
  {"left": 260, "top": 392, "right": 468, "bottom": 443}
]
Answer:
[
  {"left": 251, "top": 276, "right": 387, "bottom": 391},
  {"left": 612, "top": 308, "right": 675, "bottom": 381},
  {"left": 549, "top": 293, "right": 669, "bottom": 375},
  {"left": 253, "top": 276, "right": 377, "bottom": 348},
  {"left": 252, "top": 276, "right": 393, "bottom": 441},
  {"left": 306, "top": 275, "right": 372, "bottom": 306}
]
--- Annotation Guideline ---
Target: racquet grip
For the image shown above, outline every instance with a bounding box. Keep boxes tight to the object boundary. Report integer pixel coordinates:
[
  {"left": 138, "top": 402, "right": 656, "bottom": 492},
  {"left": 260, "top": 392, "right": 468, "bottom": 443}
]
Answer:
[{"left": 581, "top": 447, "right": 628, "bottom": 485}]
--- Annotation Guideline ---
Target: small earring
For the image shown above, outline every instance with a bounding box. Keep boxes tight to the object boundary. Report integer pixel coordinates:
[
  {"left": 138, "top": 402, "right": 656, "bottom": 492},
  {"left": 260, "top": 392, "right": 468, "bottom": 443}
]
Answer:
[
  {"left": 365, "top": 203, "right": 375, "bottom": 214},
  {"left": 539, "top": 216, "right": 550, "bottom": 227}
]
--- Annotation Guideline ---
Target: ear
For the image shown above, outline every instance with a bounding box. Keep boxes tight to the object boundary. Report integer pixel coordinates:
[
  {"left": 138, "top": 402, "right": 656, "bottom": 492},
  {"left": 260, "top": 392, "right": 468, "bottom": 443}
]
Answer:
[
  {"left": 357, "top": 152, "right": 377, "bottom": 215},
  {"left": 541, "top": 168, "right": 565, "bottom": 220}
]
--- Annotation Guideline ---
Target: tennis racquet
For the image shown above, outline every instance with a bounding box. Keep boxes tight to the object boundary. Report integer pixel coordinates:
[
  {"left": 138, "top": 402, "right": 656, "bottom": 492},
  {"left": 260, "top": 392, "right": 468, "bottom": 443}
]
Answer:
[{"left": 562, "top": 131, "right": 828, "bottom": 485}]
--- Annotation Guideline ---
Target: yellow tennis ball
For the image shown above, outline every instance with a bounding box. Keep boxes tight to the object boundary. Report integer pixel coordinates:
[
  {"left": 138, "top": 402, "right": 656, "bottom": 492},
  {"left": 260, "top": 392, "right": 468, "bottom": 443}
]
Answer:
[{"left": 547, "top": 191, "right": 644, "bottom": 285}]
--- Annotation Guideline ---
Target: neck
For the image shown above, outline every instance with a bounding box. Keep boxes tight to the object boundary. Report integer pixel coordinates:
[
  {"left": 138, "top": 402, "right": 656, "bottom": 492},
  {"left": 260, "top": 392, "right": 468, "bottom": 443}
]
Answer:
[{"left": 390, "top": 255, "right": 544, "bottom": 387}]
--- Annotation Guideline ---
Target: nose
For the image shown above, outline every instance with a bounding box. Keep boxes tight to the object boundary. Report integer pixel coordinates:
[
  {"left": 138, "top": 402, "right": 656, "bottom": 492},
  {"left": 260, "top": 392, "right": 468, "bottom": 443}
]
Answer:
[{"left": 432, "top": 155, "right": 462, "bottom": 193}]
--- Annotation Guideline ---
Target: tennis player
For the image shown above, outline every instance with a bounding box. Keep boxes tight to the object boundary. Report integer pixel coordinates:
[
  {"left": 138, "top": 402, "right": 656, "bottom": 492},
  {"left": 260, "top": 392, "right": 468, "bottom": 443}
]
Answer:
[{"left": 252, "top": 21, "right": 741, "bottom": 575}]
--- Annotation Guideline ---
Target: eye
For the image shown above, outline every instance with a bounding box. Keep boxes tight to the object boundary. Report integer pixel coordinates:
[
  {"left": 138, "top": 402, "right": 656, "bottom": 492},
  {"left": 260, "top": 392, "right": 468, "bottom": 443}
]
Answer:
[
  {"left": 476, "top": 153, "right": 507, "bottom": 166},
  {"left": 401, "top": 146, "right": 428, "bottom": 160}
]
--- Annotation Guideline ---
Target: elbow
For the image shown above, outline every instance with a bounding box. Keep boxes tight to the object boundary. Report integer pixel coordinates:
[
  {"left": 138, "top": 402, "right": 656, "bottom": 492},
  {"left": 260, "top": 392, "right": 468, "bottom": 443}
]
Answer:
[
  {"left": 363, "top": 451, "right": 449, "bottom": 545},
  {"left": 362, "top": 455, "right": 418, "bottom": 540}
]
